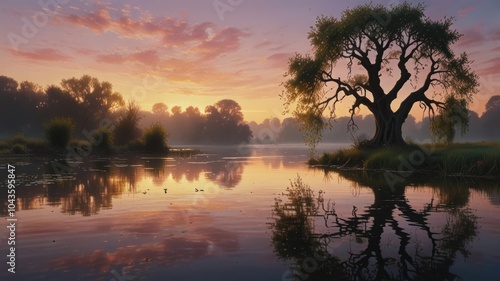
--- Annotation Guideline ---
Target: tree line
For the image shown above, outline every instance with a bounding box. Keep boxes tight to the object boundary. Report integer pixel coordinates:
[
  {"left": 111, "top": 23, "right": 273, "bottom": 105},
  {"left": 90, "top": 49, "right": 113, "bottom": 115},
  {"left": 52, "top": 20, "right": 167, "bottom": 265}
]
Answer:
[
  {"left": 249, "top": 96, "right": 500, "bottom": 144},
  {"left": 1, "top": 74, "right": 498, "bottom": 146},
  {"left": 0, "top": 75, "right": 252, "bottom": 145}
]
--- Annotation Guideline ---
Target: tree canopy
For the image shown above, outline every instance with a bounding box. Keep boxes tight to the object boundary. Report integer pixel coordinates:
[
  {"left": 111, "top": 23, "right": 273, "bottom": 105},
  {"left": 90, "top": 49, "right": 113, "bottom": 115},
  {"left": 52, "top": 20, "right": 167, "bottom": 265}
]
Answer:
[{"left": 282, "top": 2, "right": 479, "bottom": 147}]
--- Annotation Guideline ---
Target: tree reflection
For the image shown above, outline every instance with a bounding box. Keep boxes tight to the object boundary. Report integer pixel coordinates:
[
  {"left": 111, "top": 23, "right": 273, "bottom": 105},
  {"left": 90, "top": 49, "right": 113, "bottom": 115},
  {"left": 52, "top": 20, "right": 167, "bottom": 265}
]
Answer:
[
  {"left": 270, "top": 173, "right": 478, "bottom": 281},
  {"left": 1, "top": 156, "right": 245, "bottom": 216}
]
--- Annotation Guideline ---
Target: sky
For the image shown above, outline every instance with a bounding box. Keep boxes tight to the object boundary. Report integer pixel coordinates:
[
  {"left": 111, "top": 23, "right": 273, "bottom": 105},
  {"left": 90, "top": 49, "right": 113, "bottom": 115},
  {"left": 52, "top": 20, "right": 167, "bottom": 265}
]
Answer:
[{"left": 1, "top": 0, "right": 500, "bottom": 123}]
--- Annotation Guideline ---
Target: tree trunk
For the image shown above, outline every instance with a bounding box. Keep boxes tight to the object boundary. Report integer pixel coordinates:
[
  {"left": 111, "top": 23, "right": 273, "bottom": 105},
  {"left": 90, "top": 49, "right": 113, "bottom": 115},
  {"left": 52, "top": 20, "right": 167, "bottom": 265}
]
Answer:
[{"left": 365, "top": 107, "right": 406, "bottom": 147}]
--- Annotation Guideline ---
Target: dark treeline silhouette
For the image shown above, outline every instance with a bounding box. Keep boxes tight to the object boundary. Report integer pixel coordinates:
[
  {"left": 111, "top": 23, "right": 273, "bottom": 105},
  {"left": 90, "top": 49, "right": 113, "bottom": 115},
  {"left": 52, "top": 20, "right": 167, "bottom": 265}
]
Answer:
[
  {"left": 0, "top": 75, "right": 123, "bottom": 138},
  {"left": 0, "top": 75, "right": 252, "bottom": 145},
  {"left": 140, "top": 99, "right": 252, "bottom": 145},
  {"left": 1, "top": 74, "right": 498, "bottom": 145},
  {"left": 249, "top": 98, "right": 500, "bottom": 144}
]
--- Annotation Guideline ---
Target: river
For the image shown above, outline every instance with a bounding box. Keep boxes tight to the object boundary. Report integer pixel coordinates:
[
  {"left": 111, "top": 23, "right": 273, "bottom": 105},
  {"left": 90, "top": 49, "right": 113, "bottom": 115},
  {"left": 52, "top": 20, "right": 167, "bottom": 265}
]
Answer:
[{"left": 0, "top": 143, "right": 499, "bottom": 280}]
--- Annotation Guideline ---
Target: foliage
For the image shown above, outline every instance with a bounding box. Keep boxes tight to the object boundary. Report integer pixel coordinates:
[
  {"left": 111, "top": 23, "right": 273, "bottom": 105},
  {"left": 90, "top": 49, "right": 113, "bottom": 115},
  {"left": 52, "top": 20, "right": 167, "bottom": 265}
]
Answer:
[
  {"left": 114, "top": 101, "right": 142, "bottom": 146},
  {"left": 43, "top": 117, "right": 75, "bottom": 148},
  {"left": 480, "top": 95, "right": 500, "bottom": 140},
  {"left": 11, "top": 143, "right": 29, "bottom": 154},
  {"left": 203, "top": 99, "right": 253, "bottom": 144},
  {"left": 93, "top": 127, "right": 114, "bottom": 153},
  {"left": 142, "top": 123, "right": 169, "bottom": 153},
  {"left": 282, "top": 3, "right": 478, "bottom": 147},
  {"left": 430, "top": 96, "right": 469, "bottom": 144},
  {"left": 152, "top": 102, "right": 169, "bottom": 115},
  {"left": 60, "top": 75, "right": 124, "bottom": 121}
]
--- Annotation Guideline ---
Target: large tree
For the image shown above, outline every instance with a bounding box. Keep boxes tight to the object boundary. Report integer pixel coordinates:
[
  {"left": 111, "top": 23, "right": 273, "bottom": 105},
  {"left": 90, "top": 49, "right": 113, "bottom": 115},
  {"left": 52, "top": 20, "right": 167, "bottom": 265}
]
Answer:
[
  {"left": 282, "top": 3, "right": 478, "bottom": 147},
  {"left": 61, "top": 75, "right": 124, "bottom": 127}
]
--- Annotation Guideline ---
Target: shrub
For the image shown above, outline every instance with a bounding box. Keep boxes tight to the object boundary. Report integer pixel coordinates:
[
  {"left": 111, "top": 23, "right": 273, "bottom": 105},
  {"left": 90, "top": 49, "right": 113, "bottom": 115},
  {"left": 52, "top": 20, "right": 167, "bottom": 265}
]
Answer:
[
  {"left": 6, "top": 134, "right": 28, "bottom": 146},
  {"left": 114, "top": 101, "right": 141, "bottom": 146},
  {"left": 142, "top": 124, "right": 169, "bottom": 153},
  {"left": 11, "top": 144, "right": 28, "bottom": 154},
  {"left": 93, "top": 127, "right": 114, "bottom": 153},
  {"left": 43, "top": 117, "right": 75, "bottom": 148}
]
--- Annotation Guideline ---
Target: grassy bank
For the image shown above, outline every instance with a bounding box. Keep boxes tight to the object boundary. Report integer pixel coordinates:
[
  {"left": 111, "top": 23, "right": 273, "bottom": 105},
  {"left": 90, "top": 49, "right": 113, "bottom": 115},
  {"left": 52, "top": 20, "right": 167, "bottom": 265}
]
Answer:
[
  {"left": 0, "top": 134, "right": 198, "bottom": 157},
  {"left": 310, "top": 142, "right": 500, "bottom": 178}
]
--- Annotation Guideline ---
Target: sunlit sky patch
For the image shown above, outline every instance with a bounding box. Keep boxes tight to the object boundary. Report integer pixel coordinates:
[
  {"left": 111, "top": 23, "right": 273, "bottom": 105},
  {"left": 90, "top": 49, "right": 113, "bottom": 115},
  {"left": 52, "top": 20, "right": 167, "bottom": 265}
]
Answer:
[{"left": 1, "top": 0, "right": 499, "bottom": 122}]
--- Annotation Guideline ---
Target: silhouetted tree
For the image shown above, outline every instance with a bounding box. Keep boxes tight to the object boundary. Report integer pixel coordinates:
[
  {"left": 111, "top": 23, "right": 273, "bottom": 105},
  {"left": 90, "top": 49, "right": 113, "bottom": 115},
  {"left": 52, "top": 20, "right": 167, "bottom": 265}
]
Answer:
[
  {"left": 204, "top": 99, "right": 252, "bottom": 144},
  {"left": 271, "top": 174, "right": 478, "bottom": 281},
  {"left": 430, "top": 96, "right": 469, "bottom": 144},
  {"left": 481, "top": 95, "right": 500, "bottom": 140},
  {"left": 152, "top": 102, "right": 169, "bottom": 116},
  {"left": 114, "top": 101, "right": 142, "bottom": 145},
  {"left": 60, "top": 75, "right": 124, "bottom": 128},
  {"left": 282, "top": 3, "right": 478, "bottom": 147},
  {"left": 0, "top": 76, "right": 45, "bottom": 136}
]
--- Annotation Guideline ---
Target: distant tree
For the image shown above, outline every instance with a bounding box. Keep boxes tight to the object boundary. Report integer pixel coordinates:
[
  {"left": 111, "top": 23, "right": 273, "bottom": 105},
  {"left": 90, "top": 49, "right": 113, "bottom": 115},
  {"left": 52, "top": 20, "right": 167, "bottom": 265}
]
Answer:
[
  {"left": 0, "top": 76, "right": 18, "bottom": 93},
  {"left": 114, "top": 101, "right": 142, "bottom": 146},
  {"left": 60, "top": 75, "right": 124, "bottom": 127},
  {"left": 45, "top": 85, "right": 80, "bottom": 120},
  {"left": 277, "top": 118, "right": 303, "bottom": 143},
  {"left": 430, "top": 96, "right": 469, "bottom": 144},
  {"left": 481, "top": 95, "right": 500, "bottom": 140},
  {"left": 204, "top": 99, "right": 252, "bottom": 144},
  {"left": 485, "top": 95, "right": 500, "bottom": 112},
  {"left": 171, "top": 106, "right": 182, "bottom": 116},
  {"left": 282, "top": 3, "right": 478, "bottom": 147},
  {"left": 152, "top": 102, "right": 169, "bottom": 116},
  {"left": 182, "top": 106, "right": 204, "bottom": 143},
  {"left": 19, "top": 81, "right": 43, "bottom": 94},
  {"left": 0, "top": 76, "right": 46, "bottom": 136}
]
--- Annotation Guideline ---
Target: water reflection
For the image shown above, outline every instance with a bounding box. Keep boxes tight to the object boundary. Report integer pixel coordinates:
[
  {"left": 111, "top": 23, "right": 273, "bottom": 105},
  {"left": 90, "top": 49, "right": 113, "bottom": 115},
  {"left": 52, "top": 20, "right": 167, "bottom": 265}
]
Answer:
[
  {"left": 270, "top": 173, "right": 479, "bottom": 281},
  {"left": 0, "top": 155, "right": 245, "bottom": 217},
  {"left": 50, "top": 226, "right": 239, "bottom": 276}
]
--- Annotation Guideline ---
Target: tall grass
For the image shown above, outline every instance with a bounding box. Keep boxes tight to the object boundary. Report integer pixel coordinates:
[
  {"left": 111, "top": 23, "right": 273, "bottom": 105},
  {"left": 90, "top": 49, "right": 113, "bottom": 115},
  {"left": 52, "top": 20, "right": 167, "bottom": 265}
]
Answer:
[
  {"left": 0, "top": 134, "right": 50, "bottom": 155},
  {"left": 43, "top": 117, "right": 75, "bottom": 148},
  {"left": 311, "top": 141, "right": 500, "bottom": 178},
  {"left": 142, "top": 124, "right": 169, "bottom": 153}
]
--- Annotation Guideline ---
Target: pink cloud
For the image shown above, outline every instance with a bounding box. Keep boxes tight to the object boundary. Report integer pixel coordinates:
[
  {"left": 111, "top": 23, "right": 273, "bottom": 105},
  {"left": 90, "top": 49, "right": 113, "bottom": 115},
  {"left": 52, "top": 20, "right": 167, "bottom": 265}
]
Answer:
[
  {"left": 458, "top": 7, "right": 475, "bottom": 17},
  {"left": 96, "top": 49, "right": 159, "bottom": 65},
  {"left": 7, "top": 48, "right": 71, "bottom": 62},
  {"left": 254, "top": 39, "right": 273, "bottom": 49},
  {"left": 457, "top": 27, "right": 486, "bottom": 47},
  {"left": 130, "top": 49, "right": 159, "bottom": 65},
  {"left": 59, "top": 7, "right": 249, "bottom": 59},
  {"left": 64, "top": 9, "right": 112, "bottom": 33},
  {"left": 96, "top": 53, "right": 126, "bottom": 64},
  {"left": 478, "top": 57, "right": 500, "bottom": 75},
  {"left": 265, "top": 52, "right": 293, "bottom": 68},
  {"left": 193, "top": 27, "right": 249, "bottom": 60}
]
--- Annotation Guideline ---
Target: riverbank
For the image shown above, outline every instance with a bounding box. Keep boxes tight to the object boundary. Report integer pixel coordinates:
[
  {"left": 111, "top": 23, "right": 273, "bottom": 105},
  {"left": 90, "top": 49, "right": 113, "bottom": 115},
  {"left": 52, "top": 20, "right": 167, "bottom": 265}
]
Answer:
[
  {"left": 0, "top": 135, "right": 199, "bottom": 158},
  {"left": 309, "top": 142, "right": 500, "bottom": 179}
]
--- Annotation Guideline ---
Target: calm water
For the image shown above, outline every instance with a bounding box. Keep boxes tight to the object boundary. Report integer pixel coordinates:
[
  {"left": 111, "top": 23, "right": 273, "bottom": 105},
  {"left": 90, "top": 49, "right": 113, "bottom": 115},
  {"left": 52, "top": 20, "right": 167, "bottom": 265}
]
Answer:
[{"left": 1, "top": 144, "right": 499, "bottom": 281}]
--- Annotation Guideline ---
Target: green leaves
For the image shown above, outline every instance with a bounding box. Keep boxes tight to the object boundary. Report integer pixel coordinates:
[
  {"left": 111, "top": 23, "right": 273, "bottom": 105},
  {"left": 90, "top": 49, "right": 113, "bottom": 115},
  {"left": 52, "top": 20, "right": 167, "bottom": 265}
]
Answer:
[
  {"left": 430, "top": 96, "right": 469, "bottom": 144},
  {"left": 282, "top": 2, "right": 479, "bottom": 147}
]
